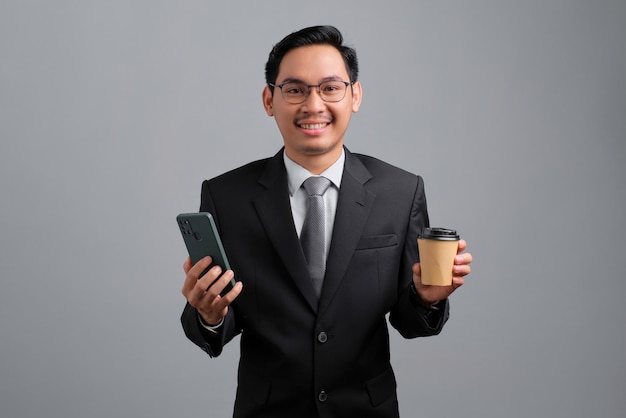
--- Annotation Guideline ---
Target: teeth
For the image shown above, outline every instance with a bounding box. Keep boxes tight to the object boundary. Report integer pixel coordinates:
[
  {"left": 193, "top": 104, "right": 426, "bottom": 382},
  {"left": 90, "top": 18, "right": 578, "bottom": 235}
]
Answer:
[{"left": 300, "top": 123, "right": 327, "bottom": 129}]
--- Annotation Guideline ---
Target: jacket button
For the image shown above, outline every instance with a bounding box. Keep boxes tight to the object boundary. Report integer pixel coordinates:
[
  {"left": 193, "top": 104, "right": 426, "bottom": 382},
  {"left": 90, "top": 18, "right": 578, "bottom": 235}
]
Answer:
[
  {"left": 317, "top": 332, "right": 328, "bottom": 343},
  {"left": 318, "top": 391, "right": 327, "bottom": 402}
]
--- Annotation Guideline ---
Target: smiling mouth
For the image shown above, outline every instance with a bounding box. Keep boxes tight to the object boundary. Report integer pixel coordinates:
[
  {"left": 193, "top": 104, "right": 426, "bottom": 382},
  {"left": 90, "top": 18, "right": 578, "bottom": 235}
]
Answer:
[{"left": 298, "top": 122, "right": 329, "bottom": 130}]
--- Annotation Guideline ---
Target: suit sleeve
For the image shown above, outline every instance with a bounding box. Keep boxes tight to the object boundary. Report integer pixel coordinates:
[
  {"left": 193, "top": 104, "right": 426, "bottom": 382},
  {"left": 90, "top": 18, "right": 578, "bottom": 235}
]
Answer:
[
  {"left": 388, "top": 175, "right": 450, "bottom": 338},
  {"left": 179, "top": 180, "right": 240, "bottom": 357}
]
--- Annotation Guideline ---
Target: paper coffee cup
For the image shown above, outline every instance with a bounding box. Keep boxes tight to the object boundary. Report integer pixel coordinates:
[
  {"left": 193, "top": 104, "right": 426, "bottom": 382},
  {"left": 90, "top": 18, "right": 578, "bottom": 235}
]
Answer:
[{"left": 417, "top": 227, "right": 460, "bottom": 286}]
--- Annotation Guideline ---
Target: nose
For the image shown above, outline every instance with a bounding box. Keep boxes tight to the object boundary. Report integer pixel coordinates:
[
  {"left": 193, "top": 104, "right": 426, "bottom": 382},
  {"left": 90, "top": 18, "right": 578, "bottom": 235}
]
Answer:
[{"left": 302, "top": 86, "right": 326, "bottom": 111}]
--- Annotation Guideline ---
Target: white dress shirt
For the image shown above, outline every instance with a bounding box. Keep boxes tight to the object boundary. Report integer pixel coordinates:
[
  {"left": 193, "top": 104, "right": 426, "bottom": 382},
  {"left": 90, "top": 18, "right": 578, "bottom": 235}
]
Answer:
[{"left": 283, "top": 149, "right": 344, "bottom": 262}]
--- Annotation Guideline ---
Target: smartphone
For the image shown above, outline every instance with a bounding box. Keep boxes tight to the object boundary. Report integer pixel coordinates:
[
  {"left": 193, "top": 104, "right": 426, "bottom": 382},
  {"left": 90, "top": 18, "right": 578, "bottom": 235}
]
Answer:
[{"left": 176, "top": 212, "right": 235, "bottom": 296}]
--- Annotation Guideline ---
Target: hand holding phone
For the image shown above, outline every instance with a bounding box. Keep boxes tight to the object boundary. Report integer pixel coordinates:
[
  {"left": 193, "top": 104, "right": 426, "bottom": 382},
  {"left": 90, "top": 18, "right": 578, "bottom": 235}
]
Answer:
[{"left": 177, "top": 212, "right": 236, "bottom": 296}]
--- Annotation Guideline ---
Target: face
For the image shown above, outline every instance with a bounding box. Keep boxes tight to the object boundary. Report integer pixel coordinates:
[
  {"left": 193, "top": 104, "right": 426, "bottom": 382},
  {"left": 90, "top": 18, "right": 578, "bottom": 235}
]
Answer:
[{"left": 262, "top": 44, "right": 362, "bottom": 172}]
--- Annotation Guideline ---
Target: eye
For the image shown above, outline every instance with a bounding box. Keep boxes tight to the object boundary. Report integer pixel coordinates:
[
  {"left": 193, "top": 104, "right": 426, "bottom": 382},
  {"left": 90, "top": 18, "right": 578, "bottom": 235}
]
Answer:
[
  {"left": 322, "top": 82, "right": 344, "bottom": 94},
  {"left": 283, "top": 83, "right": 306, "bottom": 95}
]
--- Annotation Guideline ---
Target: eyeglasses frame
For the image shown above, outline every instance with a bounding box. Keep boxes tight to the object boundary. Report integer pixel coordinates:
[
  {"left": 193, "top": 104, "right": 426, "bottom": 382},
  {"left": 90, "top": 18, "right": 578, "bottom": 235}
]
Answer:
[{"left": 268, "top": 80, "right": 354, "bottom": 104}]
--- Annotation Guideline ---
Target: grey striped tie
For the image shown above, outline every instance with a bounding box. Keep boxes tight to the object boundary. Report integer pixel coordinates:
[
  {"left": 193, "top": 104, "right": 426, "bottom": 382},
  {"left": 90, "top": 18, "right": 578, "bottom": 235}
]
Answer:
[{"left": 300, "top": 176, "right": 332, "bottom": 297}]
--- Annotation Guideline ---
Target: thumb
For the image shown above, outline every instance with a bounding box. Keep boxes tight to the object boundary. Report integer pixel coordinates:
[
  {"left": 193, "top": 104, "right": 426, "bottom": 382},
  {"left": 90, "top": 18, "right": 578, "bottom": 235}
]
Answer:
[{"left": 412, "top": 262, "right": 422, "bottom": 277}]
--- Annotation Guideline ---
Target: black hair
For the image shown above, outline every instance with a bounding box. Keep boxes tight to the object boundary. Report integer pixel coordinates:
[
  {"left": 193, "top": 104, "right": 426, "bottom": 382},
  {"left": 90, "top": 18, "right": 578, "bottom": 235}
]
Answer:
[{"left": 264, "top": 25, "right": 359, "bottom": 90}]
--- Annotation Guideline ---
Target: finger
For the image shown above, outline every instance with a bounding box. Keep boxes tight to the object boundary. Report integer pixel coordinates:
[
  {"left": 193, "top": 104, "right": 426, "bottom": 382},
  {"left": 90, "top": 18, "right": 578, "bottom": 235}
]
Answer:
[
  {"left": 199, "top": 278, "right": 242, "bottom": 325},
  {"left": 187, "top": 267, "right": 223, "bottom": 309},
  {"left": 203, "top": 268, "right": 233, "bottom": 296},
  {"left": 181, "top": 257, "right": 213, "bottom": 296},
  {"left": 451, "top": 276, "right": 465, "bottom": 290},
  {"left": 196, "top": 264, "right": 223, "bottom": 293},
  {"left": 183, "top": 256, "right": 192, "bottom": 274},
  {"left": 455, "top": 251, "right": 473, "bottom": 265},
  {"left": 453, "top": 263, "right": 471, "bottom": 277},
  {"left": 217, "top": 280, "right": 243, "bottom": 306},
  {"left": 189, "top": 256, "right": 213, "bottom": 279},
  {"left": 456, "top": 239, "right": 467, "bottom": 254}
]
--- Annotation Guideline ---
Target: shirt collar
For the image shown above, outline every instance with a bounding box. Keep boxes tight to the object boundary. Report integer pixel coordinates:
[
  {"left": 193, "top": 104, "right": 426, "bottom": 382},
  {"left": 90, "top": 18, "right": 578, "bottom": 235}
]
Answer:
[{"left": 284, "top": 149, "right": 345, "bottom": 196}]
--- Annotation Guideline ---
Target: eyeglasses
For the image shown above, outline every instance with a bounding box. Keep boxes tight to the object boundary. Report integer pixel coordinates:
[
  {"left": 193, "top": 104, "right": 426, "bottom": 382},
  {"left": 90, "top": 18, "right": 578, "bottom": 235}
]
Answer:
[{"left": 268, "top": 80, "right": 353, "bottom": 104}]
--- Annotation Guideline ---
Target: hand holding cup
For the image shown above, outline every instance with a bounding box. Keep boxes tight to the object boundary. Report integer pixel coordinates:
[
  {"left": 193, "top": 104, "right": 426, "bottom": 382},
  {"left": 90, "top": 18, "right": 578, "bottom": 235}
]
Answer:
[{"left": 413, "top": 228, "right": 472, "bottom": 305}]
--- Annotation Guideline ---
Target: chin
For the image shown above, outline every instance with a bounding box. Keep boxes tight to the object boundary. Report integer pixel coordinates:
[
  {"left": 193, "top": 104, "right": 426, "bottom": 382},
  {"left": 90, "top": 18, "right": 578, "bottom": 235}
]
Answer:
[{"left": 300, "top": 142, "right": 338, "bottom": 156}]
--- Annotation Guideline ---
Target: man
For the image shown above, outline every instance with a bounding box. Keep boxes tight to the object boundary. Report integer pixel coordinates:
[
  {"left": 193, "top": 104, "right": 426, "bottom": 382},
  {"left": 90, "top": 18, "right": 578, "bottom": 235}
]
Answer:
[{"left": 181, "top": 25, "right": 472, "bottom": 417}]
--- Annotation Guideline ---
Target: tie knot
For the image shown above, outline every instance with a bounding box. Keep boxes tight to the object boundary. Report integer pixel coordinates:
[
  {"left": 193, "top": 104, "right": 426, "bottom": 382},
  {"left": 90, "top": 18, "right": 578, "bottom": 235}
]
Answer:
[{"left": 302, "top": 176, "right": 332, "bottom": 196}]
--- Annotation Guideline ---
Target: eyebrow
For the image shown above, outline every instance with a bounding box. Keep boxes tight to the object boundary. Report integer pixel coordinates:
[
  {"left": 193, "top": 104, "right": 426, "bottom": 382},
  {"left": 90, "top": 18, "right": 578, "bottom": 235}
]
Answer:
[{"left": 278, "top": 75, "right": 347, "bottom": 85}]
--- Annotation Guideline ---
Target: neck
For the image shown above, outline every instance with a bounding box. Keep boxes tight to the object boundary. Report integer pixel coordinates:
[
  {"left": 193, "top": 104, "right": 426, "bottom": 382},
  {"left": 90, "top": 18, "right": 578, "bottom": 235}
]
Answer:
[{"left": 284, "top": 145, "right": 343, "bottom": 175}]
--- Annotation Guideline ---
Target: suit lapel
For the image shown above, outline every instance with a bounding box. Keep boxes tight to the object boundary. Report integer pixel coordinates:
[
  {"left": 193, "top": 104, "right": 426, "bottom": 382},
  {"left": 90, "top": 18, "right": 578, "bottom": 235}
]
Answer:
[
  {"left": 253, "top": 150, "right": 319, "bottom": 313},
  {"left": 319, "top": 149, "right": 375, "bottom": 314}
]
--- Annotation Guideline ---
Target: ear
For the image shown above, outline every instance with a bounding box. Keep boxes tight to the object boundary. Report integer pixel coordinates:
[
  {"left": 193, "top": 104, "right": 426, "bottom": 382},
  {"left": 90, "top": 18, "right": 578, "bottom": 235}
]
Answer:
[
  {"left": 262, "top": 86, "right": 274, "bottom": 116},
  {"left": 350, "top": 81, "right": 362, "bottom": 113}
]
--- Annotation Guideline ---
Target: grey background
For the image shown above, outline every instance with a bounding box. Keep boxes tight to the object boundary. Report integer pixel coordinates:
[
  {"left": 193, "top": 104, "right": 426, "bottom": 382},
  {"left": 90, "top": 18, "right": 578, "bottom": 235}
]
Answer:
[{"left": 1, "top": 1, "right": 624, "bottom": 417}]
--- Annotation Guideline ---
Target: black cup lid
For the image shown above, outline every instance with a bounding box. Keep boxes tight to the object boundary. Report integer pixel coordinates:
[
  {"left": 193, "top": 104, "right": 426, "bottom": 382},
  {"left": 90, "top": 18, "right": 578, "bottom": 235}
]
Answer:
[{"left": 419, "top": 227, "right": 459, "bottom": 240}]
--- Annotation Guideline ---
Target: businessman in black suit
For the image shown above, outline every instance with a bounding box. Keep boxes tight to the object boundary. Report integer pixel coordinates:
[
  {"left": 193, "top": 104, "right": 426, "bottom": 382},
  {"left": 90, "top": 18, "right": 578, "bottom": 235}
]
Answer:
[{"left": 181, "top": 25, "right": 472, "bottom": 417}]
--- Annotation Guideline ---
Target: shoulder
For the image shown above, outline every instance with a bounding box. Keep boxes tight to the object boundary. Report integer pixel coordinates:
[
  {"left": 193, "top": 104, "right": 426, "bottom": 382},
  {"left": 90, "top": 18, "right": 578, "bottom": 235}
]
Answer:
[
  {"left": 348, "top": 151, "right": 422, "bottom": 187},
  {"left": 210, "top": 157, "right": 272, "bottom": 184},
  {"left": 352, "top": 152, "right": 412, "bottom": 173},
  {"left": 201, "top": 150, "right": 284, "bottom": 198}
]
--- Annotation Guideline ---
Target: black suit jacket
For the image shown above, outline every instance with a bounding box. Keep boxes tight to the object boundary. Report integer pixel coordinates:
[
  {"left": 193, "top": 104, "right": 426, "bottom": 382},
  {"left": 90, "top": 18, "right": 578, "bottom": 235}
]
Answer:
[{"left": 182, "top": 148, "right": 449, "bottom": 417}]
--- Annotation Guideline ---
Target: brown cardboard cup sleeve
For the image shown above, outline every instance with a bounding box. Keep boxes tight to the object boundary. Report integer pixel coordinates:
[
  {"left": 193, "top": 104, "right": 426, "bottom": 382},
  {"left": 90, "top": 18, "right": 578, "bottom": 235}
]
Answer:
[{"left": 418, "top": 227, "right": 460, "bottom": 286}]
